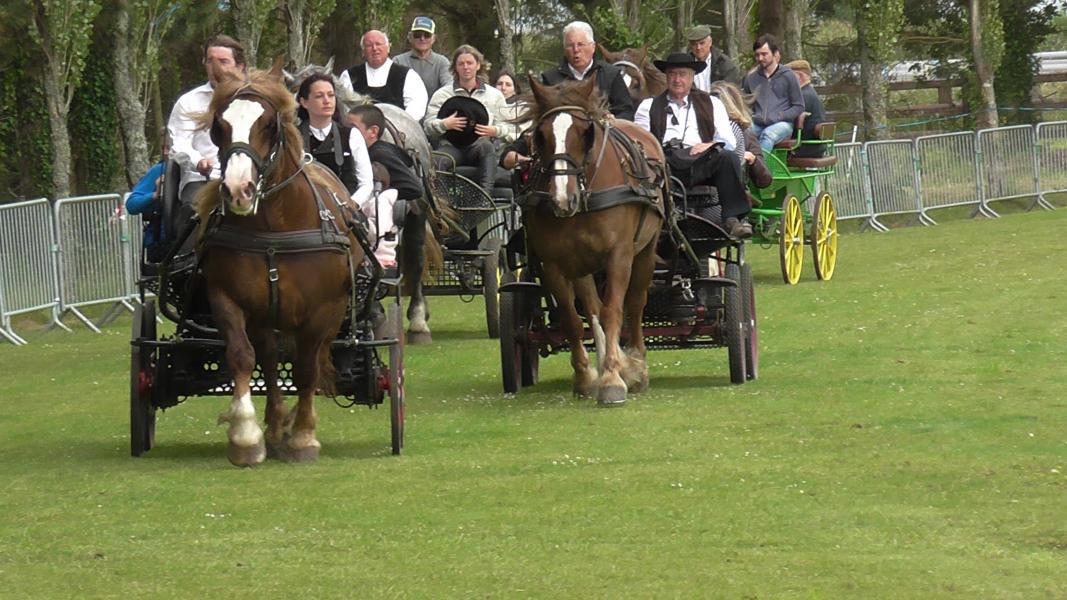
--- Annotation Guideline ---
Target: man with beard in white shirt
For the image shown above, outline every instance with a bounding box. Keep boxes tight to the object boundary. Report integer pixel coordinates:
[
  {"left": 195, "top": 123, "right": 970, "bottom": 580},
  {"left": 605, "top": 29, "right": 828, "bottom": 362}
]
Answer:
[
  {"left": 338, "top": 29, "right": 428, "bottom": 121},
  {"left": 166, "top": 34, "right": 247, "bottom": 247}
]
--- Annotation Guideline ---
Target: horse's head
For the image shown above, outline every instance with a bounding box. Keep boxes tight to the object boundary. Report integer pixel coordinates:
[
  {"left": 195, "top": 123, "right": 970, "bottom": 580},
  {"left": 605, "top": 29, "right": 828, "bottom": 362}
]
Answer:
[
  {"left": 601, "top": 45, "right": 652, "bottom": 102},
  {"left": 207, "top": 59, "right": 297, "bottom": 216},
  {"left": 528, "top": 76, "right": 599, "bottom": 214}
]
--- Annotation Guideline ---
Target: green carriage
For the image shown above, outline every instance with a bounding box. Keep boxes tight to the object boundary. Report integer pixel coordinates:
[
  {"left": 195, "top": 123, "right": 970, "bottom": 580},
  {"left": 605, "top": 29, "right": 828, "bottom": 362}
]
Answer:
[{"left": 748, "top": 122, "right": 840, "bottom": 285}]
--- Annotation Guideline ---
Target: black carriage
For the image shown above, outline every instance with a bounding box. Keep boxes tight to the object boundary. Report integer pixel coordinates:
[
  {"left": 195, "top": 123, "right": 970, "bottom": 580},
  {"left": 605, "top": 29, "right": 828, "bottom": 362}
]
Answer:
[
  {"left": 128, "top": 160, "right": 404, "bottom": 457},
  {"left": 425, "top": 155, "right": 514, "bottom": 339},
  {"left": 497, "top": 179, "right": 759, "bottom": 393}
]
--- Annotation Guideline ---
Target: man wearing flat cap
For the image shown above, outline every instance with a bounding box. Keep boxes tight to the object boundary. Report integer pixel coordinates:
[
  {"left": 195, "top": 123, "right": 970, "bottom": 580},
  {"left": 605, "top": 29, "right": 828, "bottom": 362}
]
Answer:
[
  {"left": 783, "top": 59, "right": 827, "bottom": 157},
  {"left": 686, "top": 25, "right": 741, "bottom": 91},
  {"left": 635, "top": 53, "right": 752, "bottom": 238},
  {"left": 394, "top": 16, "right": 453, "bottom": 99}
]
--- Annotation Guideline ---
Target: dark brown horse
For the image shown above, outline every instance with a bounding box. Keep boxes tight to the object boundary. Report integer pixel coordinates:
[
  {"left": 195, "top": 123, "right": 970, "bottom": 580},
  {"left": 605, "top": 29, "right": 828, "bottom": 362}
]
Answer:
[
  {"left": 194, "top": 63, "right": 367, "bottom": 466},
  {"left": 599, "top": 45, "right": 667, "bottom": 103},
  {"left": 522, "top": 76, "right": 666, "bottom": 405}
]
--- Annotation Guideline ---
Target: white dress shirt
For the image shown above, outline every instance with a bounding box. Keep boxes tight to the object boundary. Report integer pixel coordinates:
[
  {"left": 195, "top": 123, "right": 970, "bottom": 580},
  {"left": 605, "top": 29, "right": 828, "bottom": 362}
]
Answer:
[
  {"left": 308, "top": 122, "right": 374, "bottom": 207},
  {"left": 568, "top": 62, "right": 595, "bottom": 80},
  {"left": 337, "top": 58, "right": 429, "bottom": 121},
  {"left": 167, "top": 82, "right": 219, "bottom": 193},
  {"left": 634, "top": 93, "right": 736, "bottom": 152},
  {"left": 694, "top": 55, "right": 715, "bottom": 93}
]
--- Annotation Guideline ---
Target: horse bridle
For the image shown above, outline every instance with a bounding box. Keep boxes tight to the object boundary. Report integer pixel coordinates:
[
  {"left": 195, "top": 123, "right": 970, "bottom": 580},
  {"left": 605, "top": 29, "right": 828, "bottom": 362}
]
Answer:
[
  {"left": 532, "top": 105, "right": 598, "bottom": 192},
  {"left": 217, "top": 87, "right": 305, "bottom": 215}
]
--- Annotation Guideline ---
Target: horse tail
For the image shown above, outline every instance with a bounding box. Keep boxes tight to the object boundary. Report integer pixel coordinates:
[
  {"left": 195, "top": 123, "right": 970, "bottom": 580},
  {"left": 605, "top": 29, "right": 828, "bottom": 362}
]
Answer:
[
  {"left": 316, "top": 340, "right": 337, "bottom": 398},
  {"left": 421, "top": 220, "right": 444, "bottom": 280}
]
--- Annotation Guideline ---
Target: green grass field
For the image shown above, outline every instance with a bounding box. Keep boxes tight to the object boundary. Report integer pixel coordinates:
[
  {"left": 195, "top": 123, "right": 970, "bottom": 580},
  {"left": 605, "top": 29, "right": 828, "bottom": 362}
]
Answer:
[{"left": 2, "top": 209, "right": 1066, "bottom": 598}]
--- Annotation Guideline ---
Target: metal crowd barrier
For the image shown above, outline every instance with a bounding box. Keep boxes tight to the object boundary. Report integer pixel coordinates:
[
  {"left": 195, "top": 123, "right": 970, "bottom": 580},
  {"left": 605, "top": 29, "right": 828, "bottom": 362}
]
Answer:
[
  {"left": 1035, "top": 121, "right": 1067, "bottom": 209},
  {"left": 864, "top": 139, "right": 928, "bottom": 230},
  {"left": 0, "top": 198, "right": 64, "bottom": 345},
  {"left": 53, "top": 194, "right": 136, "bottom": 332},
  {"left": 828, "top": 142, "right": 872, "bottom": 222},
  {"left": 977, "top": 125, "right": 1039, "bottom": 217},
  {"left": 913, "top": 131, "right": 984, "bottom": 224}
]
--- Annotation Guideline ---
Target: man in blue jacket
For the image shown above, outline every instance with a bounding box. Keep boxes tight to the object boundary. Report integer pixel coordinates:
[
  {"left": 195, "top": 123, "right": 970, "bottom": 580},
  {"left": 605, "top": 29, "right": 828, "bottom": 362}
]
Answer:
[{"left": 741, "top": 34, "right": 805, "bottom": 153}]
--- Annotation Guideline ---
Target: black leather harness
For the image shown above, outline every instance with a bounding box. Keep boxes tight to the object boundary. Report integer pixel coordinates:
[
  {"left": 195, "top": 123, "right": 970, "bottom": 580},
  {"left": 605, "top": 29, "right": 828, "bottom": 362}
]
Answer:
[{"left": 516, "top": 106, "right": 665, "bottom": 222}]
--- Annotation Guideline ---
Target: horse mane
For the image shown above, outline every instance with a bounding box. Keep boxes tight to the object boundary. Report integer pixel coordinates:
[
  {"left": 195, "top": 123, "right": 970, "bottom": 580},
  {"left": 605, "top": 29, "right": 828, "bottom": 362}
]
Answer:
[
  {"left": 519, "top": 79, "right": 610, "bottom": 124},
  {"left": 197, "top": 68, "right": 304, "bottom": 170}
]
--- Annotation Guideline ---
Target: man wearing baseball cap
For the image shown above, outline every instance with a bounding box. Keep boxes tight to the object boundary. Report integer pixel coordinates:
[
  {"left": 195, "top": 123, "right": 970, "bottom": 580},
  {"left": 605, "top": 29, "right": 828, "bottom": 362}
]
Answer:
[
  {"left": 394, "top": 16, "right": 452, "bottom": 99},
  {"left": 686, "top": 25, "right": 740, "bottom": 91}
]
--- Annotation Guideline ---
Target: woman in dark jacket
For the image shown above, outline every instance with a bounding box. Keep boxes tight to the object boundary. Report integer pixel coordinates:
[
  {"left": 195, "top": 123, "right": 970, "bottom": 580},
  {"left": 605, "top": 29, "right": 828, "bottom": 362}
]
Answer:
[{"left": 296, "top": 73, "right": 373, "bottom": 206}]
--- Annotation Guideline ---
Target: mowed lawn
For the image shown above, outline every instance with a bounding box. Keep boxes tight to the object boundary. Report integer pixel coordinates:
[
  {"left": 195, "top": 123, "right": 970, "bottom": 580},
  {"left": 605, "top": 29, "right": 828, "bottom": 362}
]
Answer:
[{"left": 1, "top": 208, "right": 1065, "bottom": 598}]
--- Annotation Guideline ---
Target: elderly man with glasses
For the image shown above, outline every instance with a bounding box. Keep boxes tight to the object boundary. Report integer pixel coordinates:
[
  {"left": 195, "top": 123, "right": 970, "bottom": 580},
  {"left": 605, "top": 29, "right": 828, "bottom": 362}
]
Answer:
[
  {"left": 338, "top": 29, "right": 428, "bottom": 121},
  {"left": 539, "top": 20, "right": 634, "bottom": 120},
  {"left": 393, "top": 16, "right": 452, "bottom": 99}
]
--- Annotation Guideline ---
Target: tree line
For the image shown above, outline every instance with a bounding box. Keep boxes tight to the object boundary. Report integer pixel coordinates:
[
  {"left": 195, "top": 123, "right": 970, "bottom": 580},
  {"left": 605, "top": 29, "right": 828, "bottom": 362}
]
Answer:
[{"left": 0, "top": 0, "right": 1058, "bottom": 201}]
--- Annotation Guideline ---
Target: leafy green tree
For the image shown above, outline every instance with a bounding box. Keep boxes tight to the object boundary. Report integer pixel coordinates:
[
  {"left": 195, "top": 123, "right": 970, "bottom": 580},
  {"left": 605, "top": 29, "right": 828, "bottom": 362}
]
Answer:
[
  {"left": 30, "top": 0, "right": 102, "bottom": 199},
  {"left": 855, "top": 0, "right": 904, "bottom": 139}
]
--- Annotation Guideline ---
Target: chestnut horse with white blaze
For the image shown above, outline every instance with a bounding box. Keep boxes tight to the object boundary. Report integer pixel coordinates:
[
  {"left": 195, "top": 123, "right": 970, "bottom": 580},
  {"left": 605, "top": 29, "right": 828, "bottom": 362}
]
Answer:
[
  {"left": 194, "top": 62, "right": 371, "bottom": 466},
  {"left": 521, "top": 76, "right": 667, "bottom": 405}
]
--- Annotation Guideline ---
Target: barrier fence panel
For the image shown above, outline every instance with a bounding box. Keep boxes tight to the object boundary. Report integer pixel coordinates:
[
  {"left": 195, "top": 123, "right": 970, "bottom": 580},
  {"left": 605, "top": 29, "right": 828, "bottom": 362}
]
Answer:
[
  {"left": 916, "top": 131, "right": 982, "bottom": 222},
  {"left": 123, "top": 196, "right": 146, "bottom": 301},
  {"left": 1035, "top": 121, "right": 1067, "bottom": 209},
  {"left": 0, "top": 198, "right": 62, "bottom": 345},
  {"left": 976, "top": 124, "right": 1040, "bottom": 216},
  {"left": 863, "top": 139, "right": 925, "bottom": 229},
  {"left": 828, "top": 142, "right": 872, "bottom": 222},
  {"left": 54, "top": 194, "right": 136, "bottom": 332}
]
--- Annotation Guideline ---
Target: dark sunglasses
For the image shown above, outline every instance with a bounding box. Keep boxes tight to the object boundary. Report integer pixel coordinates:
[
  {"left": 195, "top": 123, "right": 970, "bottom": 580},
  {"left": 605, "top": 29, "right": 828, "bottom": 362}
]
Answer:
[{"left": 412, "top": 31, "right": 432, "bottom": 39}]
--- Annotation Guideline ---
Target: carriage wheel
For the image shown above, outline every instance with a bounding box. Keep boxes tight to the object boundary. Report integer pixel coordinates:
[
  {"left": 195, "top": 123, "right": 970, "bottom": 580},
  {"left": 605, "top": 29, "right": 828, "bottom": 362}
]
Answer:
[
  {"left": 778, "top": 195, "right": 805, "bottom": 285},
  {"left": 130, "top": 299, "right": 157, "bottom": 456},
  {"left": 810, "top": 191, "right": 838, "bottom": 281},
  {"left": 387, "top": 302, "right": 405, "bottom": 455},
  {"left": 740, "top": 262, "right": 759, "bottom": 381},
  {"left": 482, "top": 238, "right": 503, "bottom": 339},
  {"left": 723, "top": 264, "right": 747, "bottom": 385},
  {"left": 499, "top": 292, "right": 522, "bottom": 393}
]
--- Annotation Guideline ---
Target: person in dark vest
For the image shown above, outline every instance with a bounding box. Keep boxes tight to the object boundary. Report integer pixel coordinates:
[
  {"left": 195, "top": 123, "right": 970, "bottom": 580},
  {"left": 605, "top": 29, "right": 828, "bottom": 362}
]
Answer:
[
  {"left": 346, "top": 104, "right": 423, "bottom": 204},
  {"left": 634, "top": 53, "right": 752, "bottom": 238},
  {"left": 783, "top": 59, "right": 828, "bottom": 158},
  {"left": 540, "top": 21, "right": 634, "bottom": 121},
  {"left": 295, "top": 73, "right": 373, "bottom": 206},
  {"left": 338, "top": 29, "right": 428, "bottom": 121}
]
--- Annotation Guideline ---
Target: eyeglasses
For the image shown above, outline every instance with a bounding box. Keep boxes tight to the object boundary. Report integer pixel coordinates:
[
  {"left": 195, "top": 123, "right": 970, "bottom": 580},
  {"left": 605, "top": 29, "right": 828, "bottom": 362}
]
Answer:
[
  {"left": 666, "top": 106, "right": 679, "bottom": 126},
  {"left": 565, "top": 42, "right": 590, "bottom": 50},
  {"left": 412, "top": 31, "right": 432, "bottom": 39}
]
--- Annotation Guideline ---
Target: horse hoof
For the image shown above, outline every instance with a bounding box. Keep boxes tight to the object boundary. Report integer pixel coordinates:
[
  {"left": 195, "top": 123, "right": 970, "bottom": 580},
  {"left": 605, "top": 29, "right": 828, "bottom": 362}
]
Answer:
[
  {"left": 227, "top": 441, "right": 266, "bottom": 467},
  {"left": 628, "top": 373, "right": 649, "bottom": 394},
  {"left": 596, "top": 386, "right": 627, "bottom": 407},
  {"left": 281, "top": 444, "right": 320, "bottom": 463},
  {"left": 406, "top": 331, "right": 432, "bottom": 345},
  {"left": 265, "top": 439, "right": 286, "bottom": 460}
]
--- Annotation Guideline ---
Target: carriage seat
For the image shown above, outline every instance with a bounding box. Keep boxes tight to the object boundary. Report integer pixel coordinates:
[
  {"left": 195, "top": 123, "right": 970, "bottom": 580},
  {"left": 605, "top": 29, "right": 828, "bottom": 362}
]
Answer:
[{"left": 786, "top": 122, "right": 837, "bottom": 169}]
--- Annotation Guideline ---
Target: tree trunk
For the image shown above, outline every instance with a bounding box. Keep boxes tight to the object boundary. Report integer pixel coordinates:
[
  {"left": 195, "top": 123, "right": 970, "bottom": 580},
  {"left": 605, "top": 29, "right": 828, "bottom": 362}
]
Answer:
[
  {"left": 676, "top": 0, "right": 698, "bottom": 51},
  {"left": 758, "top": 0, "right": 785, "bottom": 42},
  {"left": 286, "top": 0, "right": 308, "bottom": 70},
  {"left": 724, "top": 0, "right": 755, "bottom": 59},
  {"left": 783, "top": 0, "right": 807, "bottom": 60},
  {"left": 970, "top": 0, "right": 999, "bottom": 129},
  {"left": 857, "top": 22, "right": 887, "bottom": 140},
  {"left": 495, "top": 0, "right": 515, "bottom": 73},
  {"left": 113, "top": 1, "right": 150, "bottom": 186},
  {"left": 42, "top": 72, "right": 72, "bottom": 199}
]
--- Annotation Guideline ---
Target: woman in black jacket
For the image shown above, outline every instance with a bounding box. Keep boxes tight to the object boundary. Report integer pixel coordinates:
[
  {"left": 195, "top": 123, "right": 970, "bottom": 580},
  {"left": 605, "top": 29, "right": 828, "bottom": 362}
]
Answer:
[{"left": 296, "top": 73, "right": 374, "bottom": 206}]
